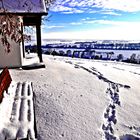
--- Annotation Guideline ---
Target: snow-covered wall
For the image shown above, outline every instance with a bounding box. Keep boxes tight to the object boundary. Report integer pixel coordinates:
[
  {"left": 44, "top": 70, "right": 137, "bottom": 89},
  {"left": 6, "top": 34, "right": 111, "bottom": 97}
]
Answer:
[{"left": 0, "top": 38, "right": 23, "bottom": 68}]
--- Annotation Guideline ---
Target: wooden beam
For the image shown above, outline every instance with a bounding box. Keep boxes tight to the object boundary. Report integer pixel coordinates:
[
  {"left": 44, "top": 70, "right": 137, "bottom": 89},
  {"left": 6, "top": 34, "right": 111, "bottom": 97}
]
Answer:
[{"left": 23, "top": 16, "right": 42, "bottom": 26}]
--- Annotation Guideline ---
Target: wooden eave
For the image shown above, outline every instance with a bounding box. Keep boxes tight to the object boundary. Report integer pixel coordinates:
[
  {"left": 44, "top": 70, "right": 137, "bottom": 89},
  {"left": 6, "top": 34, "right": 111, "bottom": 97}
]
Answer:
[{"left": 0, "top": 12, "right": 48, "bottom": 16}]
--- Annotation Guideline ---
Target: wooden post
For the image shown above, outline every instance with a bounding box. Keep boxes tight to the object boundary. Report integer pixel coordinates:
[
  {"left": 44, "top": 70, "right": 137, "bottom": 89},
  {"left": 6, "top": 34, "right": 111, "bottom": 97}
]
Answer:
[{"left": 36, "top": 24, "right": 43, "bottom": 62}]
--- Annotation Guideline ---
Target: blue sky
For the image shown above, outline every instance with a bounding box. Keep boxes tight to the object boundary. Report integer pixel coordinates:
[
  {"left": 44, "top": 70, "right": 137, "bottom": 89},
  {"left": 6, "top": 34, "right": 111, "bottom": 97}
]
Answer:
[{"left": 42, "top": 0, "right": 140, "bottom": 40}]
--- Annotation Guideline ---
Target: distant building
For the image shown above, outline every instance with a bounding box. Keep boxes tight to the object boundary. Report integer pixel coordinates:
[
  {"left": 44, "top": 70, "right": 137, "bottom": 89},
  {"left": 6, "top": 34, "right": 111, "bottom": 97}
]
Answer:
[{"left": 0, "top": 0, "right": 47, "bottom": 68}]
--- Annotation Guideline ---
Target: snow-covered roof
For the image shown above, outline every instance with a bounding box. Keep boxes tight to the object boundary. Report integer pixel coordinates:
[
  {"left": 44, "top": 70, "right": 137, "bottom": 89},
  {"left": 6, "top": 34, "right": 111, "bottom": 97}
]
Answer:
[{"left": 0, "top": 0, "right": 47, "bottom": 13}]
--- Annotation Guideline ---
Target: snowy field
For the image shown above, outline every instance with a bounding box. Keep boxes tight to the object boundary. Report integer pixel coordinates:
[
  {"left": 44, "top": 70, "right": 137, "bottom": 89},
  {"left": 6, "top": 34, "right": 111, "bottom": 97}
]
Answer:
[{"left": 1, "top": 54, "right": 140, "bottom": 140}]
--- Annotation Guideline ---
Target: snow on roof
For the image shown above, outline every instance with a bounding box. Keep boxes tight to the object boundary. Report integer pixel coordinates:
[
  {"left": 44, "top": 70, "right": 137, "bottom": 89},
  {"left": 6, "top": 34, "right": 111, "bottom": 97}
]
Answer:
[{"left": 0, "top": 0, "right": 47, "bottom": 13}]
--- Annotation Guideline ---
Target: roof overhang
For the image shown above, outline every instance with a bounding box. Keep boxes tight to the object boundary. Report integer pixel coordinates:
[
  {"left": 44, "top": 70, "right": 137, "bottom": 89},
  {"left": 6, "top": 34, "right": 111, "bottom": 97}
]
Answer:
[
  {"left": 0, "top": 0, "right": 47, "bottom": 13},
  {"left": 0, "top": 12, "right": 48, "bottom": 16}
]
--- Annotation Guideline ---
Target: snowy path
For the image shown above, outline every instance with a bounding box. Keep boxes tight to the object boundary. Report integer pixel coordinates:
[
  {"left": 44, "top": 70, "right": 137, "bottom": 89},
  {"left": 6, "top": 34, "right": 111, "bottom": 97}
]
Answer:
[
  {"left": 64, "top": 57, "right": 140, "bottom": 139},
  {"left": 66, "top": 61, "right": 132, "bottom": 139}
]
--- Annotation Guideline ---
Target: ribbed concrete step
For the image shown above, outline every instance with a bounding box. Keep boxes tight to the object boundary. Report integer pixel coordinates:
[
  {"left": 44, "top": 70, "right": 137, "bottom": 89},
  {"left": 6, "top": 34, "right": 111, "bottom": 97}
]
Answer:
[{"left": 0, "top": 81, "right": 37, "bottom": 140}]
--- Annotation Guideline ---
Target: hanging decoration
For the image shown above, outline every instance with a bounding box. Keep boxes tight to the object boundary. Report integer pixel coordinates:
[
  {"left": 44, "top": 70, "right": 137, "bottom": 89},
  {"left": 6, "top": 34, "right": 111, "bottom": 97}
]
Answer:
[{"left": 0, "top": 15, "right": 23, "bottom": 53}]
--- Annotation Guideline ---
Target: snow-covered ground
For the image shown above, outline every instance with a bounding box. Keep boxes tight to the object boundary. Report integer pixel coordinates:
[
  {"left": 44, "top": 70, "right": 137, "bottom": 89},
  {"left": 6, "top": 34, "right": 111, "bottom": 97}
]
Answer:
[
  {"left": 1, "top": 54, "right": 140, "bottom": 140},
  {"left": 0, "top": 81, "right": 36, "bottom": 139}
]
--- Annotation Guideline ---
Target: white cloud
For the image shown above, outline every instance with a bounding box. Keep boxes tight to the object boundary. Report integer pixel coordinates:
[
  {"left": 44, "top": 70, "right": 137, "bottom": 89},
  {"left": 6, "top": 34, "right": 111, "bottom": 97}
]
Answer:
[
  {"left": 68, "top": 0, "right": 95, "bottom": 7},
  {"left": 79, "top": 19, "right": 140, "bottom": 27},
  {"left": 68, "top": 0, "right": 79, "bottom": 7},
  {"left": 82, "top": 17, "right": 93, "bottom": 21},
  {"left": 101, "top": 11, "right": 121, "bottom": 16},
  {"left": 88, "top": 10, "right": 98, "bottom": 14},
  {"left": 94, "top": 20, "right": 140, "bottom": 27},
  {"left": 51, "top": 0, "right": 140, "bottom": 13},
  {"left": 51, "top": 2, "right": 84, "bottom": 14},
  {"left": 51, "top": 5, "right": 72, "bottom": 12},
  {"left": 45, "top": 25, "right": 65, "bottom": 29},
  {"left": 103, "top": 0, "right": 140, "bottom": 12},
  {"left": 50, "top": 19, "right": 140, "bottom": 28},
  {"left": 70, "top": 22, "right": 82, "bottom": 25},
  {"left": 62, "top": 9, "right": 84, "bottom": 14},
  {"left": 42, "top": 21, "right": 140, "bottom": 40},
  {"left": 93, "top": 0, "right": 140, "bottom": 12},
  {"left": 61, "top": 0, "right": 71, "bottom": 5},
  {"left": 73, "top": 9, "right": 84, "bottom": 13},
  {"left": 62, "top": 11, "right": 74, "bottom": 14}
]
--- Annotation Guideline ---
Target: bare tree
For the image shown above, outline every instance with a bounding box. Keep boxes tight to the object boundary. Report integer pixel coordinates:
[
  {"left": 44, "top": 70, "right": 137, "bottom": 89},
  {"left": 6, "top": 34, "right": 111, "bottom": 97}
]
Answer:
[
  {"left": 44, "top": 0, "right": 56, "bottom": 9},
  {"left": 130, "top": 53, "right": 136, "bottom": 63},
  {"left": 136, "top": 54, "right": 140, "bottom": 64},
  {"left": 117, "top": 54, "right": 124, "bottom": 61}
]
